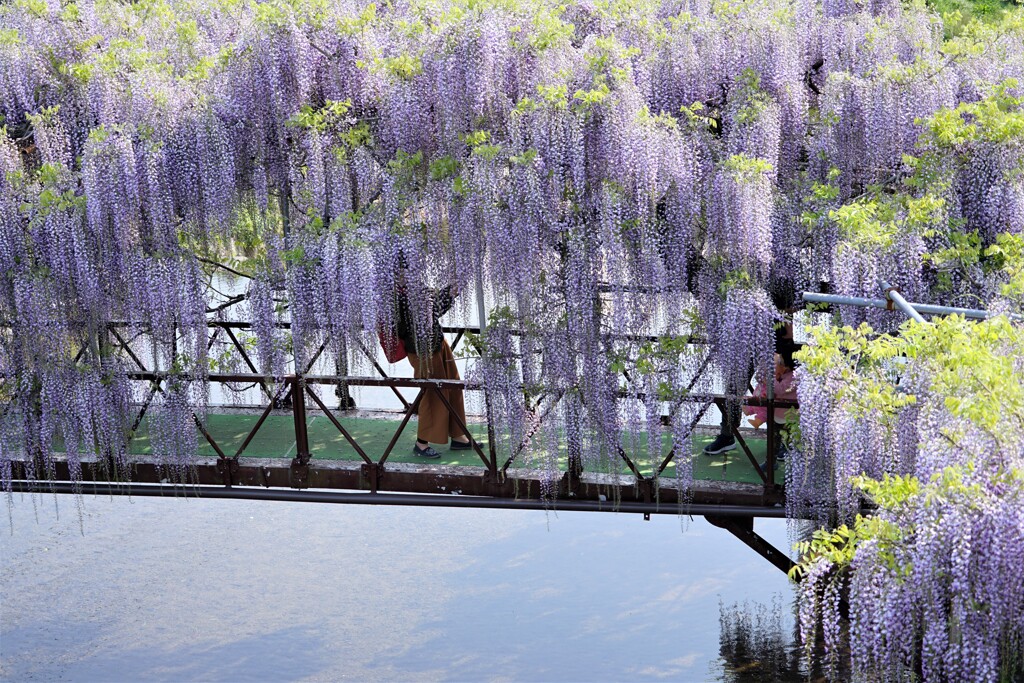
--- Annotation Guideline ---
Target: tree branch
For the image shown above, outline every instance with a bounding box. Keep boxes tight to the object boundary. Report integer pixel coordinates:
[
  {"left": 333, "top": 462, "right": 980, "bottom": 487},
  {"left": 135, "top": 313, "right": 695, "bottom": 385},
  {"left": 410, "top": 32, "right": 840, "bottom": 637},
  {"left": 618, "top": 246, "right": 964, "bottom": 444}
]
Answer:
[{"left": 196, "top": 255, "right": 253, "bottom": 280}]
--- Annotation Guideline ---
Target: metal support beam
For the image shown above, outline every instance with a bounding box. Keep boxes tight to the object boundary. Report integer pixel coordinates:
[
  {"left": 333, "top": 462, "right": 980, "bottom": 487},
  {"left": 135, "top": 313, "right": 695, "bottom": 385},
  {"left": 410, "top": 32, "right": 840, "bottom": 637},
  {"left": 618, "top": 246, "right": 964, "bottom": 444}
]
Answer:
[
  {"left": 7, "top": 481, "right": 790, "bottom": 517},
  {"left": 706, "top": 515, "right": 796, "bottom": 578}
]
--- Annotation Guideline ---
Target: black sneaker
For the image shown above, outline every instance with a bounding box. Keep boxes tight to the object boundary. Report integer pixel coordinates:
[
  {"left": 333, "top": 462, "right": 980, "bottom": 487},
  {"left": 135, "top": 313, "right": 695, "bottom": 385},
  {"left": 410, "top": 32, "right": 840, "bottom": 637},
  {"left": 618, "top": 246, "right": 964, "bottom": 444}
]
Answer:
[
  {"left": 703, "top": 434, "right": 737, "bottom": 455},
  {"left": 450, "top": 439, "right": 473, "bottom": 451},
  {"left": 413, "top": 443, "right": 441, "bottom": 459}
]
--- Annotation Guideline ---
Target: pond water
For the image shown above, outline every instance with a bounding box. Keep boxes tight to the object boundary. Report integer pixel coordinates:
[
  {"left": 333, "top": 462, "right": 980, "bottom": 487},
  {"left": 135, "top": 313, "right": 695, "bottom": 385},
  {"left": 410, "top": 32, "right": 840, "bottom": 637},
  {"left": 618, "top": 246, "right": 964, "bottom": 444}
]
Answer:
[{"left": 1, "top": 494, "right": 812, "bottom": 682}]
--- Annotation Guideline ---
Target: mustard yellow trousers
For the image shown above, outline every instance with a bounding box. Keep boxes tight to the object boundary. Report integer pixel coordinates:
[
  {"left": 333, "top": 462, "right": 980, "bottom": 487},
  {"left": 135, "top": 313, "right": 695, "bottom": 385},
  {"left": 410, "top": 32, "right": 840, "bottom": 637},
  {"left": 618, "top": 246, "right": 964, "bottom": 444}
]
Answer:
[{"left": 405, "top": 338, "right": 467, "bottom": 444}]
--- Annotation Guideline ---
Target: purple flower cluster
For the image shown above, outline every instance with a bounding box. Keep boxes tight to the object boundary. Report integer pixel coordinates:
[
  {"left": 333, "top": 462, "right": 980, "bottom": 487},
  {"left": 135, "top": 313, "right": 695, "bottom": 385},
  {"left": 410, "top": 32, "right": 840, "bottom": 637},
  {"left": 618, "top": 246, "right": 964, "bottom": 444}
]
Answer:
[
  {"left": 792, "top": 316, "right": 1024, "bottom": 679},
  {"left": 842, "top": 468, "right": 1024, "bottom": 682}
]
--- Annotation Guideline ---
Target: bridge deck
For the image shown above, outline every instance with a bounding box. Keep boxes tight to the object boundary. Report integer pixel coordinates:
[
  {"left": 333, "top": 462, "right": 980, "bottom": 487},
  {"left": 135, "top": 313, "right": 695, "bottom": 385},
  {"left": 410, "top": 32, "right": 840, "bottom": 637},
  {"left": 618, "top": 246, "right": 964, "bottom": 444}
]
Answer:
[
  {"left": 31, "top": 409, "right": 794, "bottom": 576},
  {"left": 118, "top": 411, "right": 776, "bottom": 485}
]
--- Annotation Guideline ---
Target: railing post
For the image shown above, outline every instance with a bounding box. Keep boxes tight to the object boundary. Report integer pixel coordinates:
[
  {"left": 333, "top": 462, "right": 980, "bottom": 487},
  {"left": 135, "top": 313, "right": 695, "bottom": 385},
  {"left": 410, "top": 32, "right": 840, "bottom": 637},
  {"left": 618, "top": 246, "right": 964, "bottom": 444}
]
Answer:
[
  {"left": 766, "top": 373, "right": 776, "bottom": 487},
  {"left": 290, "top": 375, "right": 311, "bottom": 488},
  {"left": 474, "top": 272, "right": 502, "bottom": 484},
  {"left": 482, "top": 392, "right": 501, "bottom": 483},
  {"left": 564, "top": 396, "right": 584, "bottom": 496}
]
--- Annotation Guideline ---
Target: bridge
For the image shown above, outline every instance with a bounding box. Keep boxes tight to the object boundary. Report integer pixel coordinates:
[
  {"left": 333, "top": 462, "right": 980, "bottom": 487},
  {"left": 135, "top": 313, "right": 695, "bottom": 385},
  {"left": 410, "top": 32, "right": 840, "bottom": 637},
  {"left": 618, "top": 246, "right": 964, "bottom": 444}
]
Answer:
[{"left": 7, "top": 319, "right": 801, "bottom": 579}]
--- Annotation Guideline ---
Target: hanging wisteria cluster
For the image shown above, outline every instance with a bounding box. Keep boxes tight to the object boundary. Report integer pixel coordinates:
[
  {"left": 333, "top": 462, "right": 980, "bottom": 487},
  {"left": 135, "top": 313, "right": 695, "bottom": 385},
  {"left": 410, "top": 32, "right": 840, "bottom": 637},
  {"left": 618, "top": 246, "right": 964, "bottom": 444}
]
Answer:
[
  {"left": 1, "top": 0, "right": 1023, "bottom": 678},
  {"left": 792, "top": 317, "right": 1024, "bottom": 681}
]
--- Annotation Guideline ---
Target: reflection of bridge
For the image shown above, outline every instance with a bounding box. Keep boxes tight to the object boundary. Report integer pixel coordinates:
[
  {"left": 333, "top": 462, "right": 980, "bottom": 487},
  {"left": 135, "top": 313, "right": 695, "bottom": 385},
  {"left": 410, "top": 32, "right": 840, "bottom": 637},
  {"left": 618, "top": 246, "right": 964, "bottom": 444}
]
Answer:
[{"left": 8, "top": 321, "right": 800, "bottom": 578}]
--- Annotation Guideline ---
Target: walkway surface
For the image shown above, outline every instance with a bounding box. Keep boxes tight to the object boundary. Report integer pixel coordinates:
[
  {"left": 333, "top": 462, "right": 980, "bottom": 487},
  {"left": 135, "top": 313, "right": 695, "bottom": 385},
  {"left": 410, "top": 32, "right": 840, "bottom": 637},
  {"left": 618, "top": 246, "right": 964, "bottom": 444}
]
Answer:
[{"left": 125, "top": 412, "right": 778, "bottom": 485}]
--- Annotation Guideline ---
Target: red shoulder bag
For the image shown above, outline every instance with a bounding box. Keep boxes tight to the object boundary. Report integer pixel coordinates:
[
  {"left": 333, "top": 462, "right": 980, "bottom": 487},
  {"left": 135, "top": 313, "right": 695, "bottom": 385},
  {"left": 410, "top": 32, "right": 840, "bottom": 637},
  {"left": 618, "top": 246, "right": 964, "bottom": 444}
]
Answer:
[{"left": 378, "top": 327, "right": 407, "bottom": 363}]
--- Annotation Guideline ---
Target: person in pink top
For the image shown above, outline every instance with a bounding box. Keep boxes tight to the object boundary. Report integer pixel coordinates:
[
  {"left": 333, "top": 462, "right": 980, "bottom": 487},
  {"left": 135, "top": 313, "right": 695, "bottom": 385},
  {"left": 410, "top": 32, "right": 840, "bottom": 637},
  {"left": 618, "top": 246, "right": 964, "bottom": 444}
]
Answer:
[
  {"left": 745, "top": 351, "right": 797, "bottom": 428},
  {"left": 744, "top": 349, "right": 798, "bottom": 470}
]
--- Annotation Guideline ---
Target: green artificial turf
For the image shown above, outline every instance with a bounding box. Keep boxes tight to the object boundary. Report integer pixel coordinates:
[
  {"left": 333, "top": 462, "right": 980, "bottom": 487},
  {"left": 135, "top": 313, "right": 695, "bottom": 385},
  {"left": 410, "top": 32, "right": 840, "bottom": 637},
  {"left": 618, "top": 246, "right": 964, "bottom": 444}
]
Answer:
[{"left": 120, "top": 412, "right": 778, "bottom": 485}]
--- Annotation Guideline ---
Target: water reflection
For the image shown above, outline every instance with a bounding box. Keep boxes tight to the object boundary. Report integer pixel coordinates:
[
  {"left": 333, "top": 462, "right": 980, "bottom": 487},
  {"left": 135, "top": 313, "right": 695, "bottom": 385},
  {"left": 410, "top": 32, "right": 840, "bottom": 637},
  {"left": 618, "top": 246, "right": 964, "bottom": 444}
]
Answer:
[
  {"left": 712, "top": 596, "right": 850, "bottom": 683},
  {"left": 3, "top": 493, "right": 819, "bottom": 681},
  {"left": 713, "top": 597, "right": 804, "bottom": 682}
]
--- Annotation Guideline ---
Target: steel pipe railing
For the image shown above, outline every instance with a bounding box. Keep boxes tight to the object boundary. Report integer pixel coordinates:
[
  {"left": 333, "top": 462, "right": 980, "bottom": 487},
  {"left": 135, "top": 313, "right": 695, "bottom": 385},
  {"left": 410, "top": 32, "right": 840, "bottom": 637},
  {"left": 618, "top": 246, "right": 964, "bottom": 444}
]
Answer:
[
  {"left": 802, "top": 290, "right": 1023, "bottom": 322},
  {"left": 878, "top": 280, "right": 927, "bottom": 324}
]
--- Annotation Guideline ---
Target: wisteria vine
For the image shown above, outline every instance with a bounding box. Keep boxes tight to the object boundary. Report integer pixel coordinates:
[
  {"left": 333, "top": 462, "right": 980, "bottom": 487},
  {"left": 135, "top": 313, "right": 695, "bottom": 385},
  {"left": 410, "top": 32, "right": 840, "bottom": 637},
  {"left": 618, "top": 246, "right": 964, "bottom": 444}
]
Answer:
[{"left": 1, "top": 0, "right": 1023, "bottom": 679}]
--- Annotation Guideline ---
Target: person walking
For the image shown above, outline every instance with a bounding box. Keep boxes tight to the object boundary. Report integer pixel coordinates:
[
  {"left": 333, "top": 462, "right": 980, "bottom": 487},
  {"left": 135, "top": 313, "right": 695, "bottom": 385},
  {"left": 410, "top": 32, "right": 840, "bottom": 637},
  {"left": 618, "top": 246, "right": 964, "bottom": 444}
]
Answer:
[{"left": 394, "top": 279, "right": 472, "bottom": 459}]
